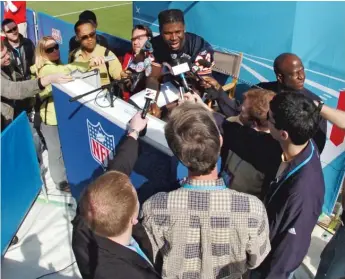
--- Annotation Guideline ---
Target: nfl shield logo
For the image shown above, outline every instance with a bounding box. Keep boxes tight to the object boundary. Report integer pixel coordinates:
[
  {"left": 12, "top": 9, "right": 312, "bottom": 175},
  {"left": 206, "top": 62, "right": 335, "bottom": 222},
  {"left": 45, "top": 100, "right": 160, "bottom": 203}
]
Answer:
[
  {"left": 87, "top": 120, "right": 115, "bottom": 169},
  {"left": 52, "top": 28, "right": 63, "bottom": 44}
]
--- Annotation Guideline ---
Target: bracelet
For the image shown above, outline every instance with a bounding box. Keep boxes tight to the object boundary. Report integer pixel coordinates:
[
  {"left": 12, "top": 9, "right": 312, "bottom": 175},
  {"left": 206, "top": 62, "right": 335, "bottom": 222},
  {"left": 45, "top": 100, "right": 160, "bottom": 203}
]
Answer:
[{"left": 317, "top": 100, "right": 325, "bottom": 112}]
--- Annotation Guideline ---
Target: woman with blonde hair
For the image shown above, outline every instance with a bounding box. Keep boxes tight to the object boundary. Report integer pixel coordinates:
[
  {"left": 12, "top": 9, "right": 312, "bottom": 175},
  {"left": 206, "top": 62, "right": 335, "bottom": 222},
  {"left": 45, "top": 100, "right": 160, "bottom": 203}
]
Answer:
[{"left": 32, "top": 36, "right": 105, "bottom": 192}]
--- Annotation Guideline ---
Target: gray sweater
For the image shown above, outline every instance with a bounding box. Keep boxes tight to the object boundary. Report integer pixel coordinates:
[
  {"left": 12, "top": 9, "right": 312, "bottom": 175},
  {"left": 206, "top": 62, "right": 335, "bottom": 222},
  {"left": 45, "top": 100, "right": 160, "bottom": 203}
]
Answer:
[{"left": 1, "top": 69, "right": 42, "bottom": 125}]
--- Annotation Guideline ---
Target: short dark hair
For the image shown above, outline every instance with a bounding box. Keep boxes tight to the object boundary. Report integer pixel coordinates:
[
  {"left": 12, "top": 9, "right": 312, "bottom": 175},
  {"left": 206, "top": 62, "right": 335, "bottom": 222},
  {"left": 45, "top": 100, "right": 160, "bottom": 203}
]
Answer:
[
  {"left": 270, "top": 92, "right": 320, "bottom": 145},
  {"left": 273, "top": 53, "right": 299, "bottom": 75},
  {"left": 132, "top": 24, "right": 153, "bottom": 39},
  {"left": 79, "top": 171, "right": 137, "bottom": 238},
  {"left": 74, "top": 19, "right": 95, "bottom": 34},
  {"left": 1, "top": 18, "right": 16, "bottom": 31},
  {"left": 158, "top": 9, "right": 185, "bottom": 30},
  {"left": 165, "top": 102, "right": 220, "bottom": 175},
  {"left": 79, "top": 10, "right": 97, "bottom": 24}
]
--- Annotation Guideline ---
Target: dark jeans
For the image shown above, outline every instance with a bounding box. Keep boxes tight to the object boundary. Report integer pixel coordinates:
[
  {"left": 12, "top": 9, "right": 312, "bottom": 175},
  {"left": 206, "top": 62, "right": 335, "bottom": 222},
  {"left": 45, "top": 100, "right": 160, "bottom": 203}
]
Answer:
[{"left": 315, "top": 225, "right": 345, "bottom": 279}]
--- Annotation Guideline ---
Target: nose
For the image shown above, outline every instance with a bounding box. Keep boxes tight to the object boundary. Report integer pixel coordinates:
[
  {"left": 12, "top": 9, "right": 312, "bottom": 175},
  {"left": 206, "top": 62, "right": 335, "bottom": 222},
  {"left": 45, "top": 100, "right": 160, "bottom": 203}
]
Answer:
[
  {"left": 297, "top": 70, "right": 305, "bottom": 80},
  {"left": 171, "top": 33, "right": 178, "bottom": 41}
]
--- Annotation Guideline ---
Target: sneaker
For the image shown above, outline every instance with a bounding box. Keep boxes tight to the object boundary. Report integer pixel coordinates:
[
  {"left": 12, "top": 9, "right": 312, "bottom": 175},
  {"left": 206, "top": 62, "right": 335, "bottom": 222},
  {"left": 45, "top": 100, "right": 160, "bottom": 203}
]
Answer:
[{"left": 57, "top": 181, "right": 71, "bottom": 192}]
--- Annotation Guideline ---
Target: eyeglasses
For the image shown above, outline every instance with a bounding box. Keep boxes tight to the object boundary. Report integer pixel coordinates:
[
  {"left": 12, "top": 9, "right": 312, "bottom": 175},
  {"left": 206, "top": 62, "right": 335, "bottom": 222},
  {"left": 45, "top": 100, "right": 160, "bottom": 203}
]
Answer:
[
  {"left": 80, "top": 31, "right": 96, "bottom": 41},
  {"left": 45, "top": 44, "right": 59, "bottom": 54},
  {"left": 5, "top": 26, "right": 18, "bottom": 34},
  {"left": 131, "top": 34, "right": 148, "bottom": 42}
]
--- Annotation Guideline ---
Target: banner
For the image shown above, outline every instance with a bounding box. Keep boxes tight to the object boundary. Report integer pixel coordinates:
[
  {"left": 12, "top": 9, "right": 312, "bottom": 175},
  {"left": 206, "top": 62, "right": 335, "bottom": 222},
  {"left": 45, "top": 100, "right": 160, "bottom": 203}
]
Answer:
[
  {"left": 133, "top": 1, "right": 345, "bottom": 215},
  {"left": 1, "top": 113, "right": 42, "bottom": 255}
]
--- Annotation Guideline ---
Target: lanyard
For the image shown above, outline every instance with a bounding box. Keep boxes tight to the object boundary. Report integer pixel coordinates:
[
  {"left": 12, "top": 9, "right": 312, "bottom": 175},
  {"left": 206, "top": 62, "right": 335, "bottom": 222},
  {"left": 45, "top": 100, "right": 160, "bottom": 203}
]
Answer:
[{"left": 265, "top": 140, "right": 315, "bottom": 205}]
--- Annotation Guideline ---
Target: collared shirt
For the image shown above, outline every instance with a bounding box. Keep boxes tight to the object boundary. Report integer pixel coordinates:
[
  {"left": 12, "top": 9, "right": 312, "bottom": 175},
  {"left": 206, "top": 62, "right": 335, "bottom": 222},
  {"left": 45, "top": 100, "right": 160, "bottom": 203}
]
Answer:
[
  {"left": 126, "top": 237, "right": 153, "bottom": 266},
  {"left": 73, "top": 44, "right": 122, "bottom": 86},
  {"left": 141, "top": 177, "right": 270, "bottom": 279}
]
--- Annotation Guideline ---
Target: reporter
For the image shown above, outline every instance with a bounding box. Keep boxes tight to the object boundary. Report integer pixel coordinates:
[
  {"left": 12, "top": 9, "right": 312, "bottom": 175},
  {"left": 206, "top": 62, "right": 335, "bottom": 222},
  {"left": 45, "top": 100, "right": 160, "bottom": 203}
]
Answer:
[
  {"left": 121, "top": 25, "right": 153, "bottom": 101},
  {"left": 199, "top": 75, "right": 241, "bottom": 117},
  {"left": 1, "top": 40, "right": 72, "bottom": 129},
  {"left": 72, "top": 112, "right": 153, "bottom": 279},
  {"left": 32, "top": 36, "right": 104, "bottom": 191}
]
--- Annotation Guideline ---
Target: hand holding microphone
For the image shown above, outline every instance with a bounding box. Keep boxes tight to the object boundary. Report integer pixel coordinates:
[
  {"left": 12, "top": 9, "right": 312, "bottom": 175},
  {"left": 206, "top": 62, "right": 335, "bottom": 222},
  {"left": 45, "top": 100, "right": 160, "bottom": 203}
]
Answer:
[
  {"left": 141, "top": 78, "right": 159, "bottom": 119},
  {"left": 128, "top": 112, "right": 149, "bottom": 140},
  {"left": 89, "top": 55, "right": 117, "bottom": 67}
]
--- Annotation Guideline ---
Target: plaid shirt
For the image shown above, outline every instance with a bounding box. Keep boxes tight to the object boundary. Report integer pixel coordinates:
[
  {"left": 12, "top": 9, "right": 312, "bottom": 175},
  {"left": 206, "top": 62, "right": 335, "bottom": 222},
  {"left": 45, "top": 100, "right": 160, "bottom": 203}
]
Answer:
[{"left": 141, "top": 178, "right": 270, "bottom": 279}]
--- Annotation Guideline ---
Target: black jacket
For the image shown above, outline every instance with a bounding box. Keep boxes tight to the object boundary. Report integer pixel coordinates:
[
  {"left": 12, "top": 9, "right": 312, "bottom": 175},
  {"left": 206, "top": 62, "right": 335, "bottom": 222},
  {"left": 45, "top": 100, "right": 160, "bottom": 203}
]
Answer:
[
  {"left": 72, "top": 136, "right": 160, "bottom": 279},
  {"left": 94, "top": 235, "right": 160, "bottom": 279},
  {"left": 220, "top": 120, "right": 325, "bottom": 279},
  {"left": 3, "top": 34, "right": 35, "bottom": 80}
]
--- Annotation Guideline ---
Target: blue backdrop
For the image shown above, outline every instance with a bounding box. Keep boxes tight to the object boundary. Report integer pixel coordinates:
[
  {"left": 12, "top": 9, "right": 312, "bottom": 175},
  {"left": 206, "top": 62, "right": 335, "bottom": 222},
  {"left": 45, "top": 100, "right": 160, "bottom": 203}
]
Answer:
[
  {"left": 1, "top": 113, "right": 42, "bottom": 255},
  {"left": 133, "top": 1, "right": 345, "bottom": 215}
]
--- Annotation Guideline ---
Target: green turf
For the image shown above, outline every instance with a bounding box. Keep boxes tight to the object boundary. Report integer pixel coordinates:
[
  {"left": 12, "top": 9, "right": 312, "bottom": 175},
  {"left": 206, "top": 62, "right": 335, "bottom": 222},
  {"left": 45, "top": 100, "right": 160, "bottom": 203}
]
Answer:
[{"left": 27, "top": 1, "right": 133, "bottom": 40}]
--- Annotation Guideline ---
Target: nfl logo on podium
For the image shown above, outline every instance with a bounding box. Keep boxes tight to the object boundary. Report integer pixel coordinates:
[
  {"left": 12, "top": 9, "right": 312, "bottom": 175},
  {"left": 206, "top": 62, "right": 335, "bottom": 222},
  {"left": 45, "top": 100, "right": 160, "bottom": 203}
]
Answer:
[{"left": 87, "top": 120, "right": 115, "bottom": 169}]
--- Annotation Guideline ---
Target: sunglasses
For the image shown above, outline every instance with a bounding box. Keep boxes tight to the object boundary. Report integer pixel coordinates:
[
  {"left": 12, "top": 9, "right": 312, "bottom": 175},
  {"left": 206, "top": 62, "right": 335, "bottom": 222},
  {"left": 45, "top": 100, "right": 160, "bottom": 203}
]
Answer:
[
  {"left": 45, "top": 44, "right": 59, "bottom": 54},
  {"left": 5, "top": 26, "right": 18, "bottom": 34},
  {"left": 80, "top": 31, "right": 96, "bottom": 41}
]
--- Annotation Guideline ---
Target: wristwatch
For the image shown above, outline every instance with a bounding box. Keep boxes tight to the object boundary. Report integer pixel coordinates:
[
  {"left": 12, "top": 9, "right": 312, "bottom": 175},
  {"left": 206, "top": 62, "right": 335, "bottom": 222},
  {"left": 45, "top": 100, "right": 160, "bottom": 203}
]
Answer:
[
  {"left": 128, "top": 128, "right": 139, "bottom": 139},
  {"left": 317, "top": 100, "right": 325, "bottom": 112}
]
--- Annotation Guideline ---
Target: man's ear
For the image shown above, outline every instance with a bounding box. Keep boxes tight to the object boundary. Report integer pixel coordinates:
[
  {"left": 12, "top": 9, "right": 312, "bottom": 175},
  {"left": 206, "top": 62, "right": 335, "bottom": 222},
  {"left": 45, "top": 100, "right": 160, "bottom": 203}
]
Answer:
[
  {"left": 280, "top": 130, "right": 289, "bottom": 141},
  {"left": 276, "top": 73, "right": 283, "bottom": 84},
  {"left": 131, "top": 216, "right": 138, "bottom": 226}
]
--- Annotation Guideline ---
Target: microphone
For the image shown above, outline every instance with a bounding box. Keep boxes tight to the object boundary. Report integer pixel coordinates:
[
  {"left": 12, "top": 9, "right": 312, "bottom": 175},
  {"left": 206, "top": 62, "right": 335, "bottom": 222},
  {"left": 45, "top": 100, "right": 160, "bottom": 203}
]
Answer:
[
  {"left": 141, "top": 78, "right": 159, "bottom": 119},
  {"left": 170, "top": 58, "right": 190, "bottom": 93},
  {"left": 104, "top": 55, "right": 116, "bottom": 62},
  {"left": 196, "top": 59, "right": 213, "bottom": 68}
]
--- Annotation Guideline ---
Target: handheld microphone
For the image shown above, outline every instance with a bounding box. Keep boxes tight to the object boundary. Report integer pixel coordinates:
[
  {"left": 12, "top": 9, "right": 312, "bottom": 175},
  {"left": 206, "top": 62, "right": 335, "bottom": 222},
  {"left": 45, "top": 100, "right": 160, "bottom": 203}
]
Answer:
[
  {"left": 141, "top": 78, "right": 159, "bottom": 119},
  {"left": 171, "top": 58, "right": 190, "bottom": 93},
  {"left": 104, "top": 55, "right": 116, "bottom": 62},
  {"left": 196, "top": 59, "right": 213, "bottom": 68}
]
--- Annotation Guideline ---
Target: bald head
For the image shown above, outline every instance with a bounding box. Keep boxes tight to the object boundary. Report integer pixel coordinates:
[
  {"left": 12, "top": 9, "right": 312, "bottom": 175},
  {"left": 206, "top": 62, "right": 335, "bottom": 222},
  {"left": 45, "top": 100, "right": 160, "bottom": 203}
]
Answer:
[{"left": 273, "top": 53, "right": 305, "bottom": 91}]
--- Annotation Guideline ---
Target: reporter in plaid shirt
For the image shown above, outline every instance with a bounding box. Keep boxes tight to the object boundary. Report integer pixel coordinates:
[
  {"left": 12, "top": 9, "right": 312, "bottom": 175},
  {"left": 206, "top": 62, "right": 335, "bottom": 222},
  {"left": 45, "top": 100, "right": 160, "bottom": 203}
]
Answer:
[{"left": 140, "top": 102, "right": 271, "bottom": 279}]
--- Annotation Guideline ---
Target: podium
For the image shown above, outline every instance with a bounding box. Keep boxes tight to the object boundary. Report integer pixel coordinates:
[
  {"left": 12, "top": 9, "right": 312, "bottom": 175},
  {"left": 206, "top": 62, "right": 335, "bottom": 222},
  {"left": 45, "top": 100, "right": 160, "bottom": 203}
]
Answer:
[{"left": 52, "top": 78, "right": 188, "bottom": 201}]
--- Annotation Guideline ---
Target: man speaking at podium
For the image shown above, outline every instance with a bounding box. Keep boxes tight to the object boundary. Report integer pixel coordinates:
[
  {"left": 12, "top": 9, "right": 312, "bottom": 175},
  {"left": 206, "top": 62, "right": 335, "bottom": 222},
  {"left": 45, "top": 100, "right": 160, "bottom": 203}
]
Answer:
[{"left": 151, "top": 9, "right": 214, "bottom": 75}]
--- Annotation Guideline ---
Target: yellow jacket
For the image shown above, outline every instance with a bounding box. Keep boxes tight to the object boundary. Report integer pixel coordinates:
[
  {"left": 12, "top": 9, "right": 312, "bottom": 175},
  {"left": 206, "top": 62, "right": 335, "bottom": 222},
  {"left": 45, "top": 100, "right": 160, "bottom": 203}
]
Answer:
[
  {"left": 31, "top": 60, "right": 89, "bottom": 125},
  {"left": 72, "top": 44, "right": 122, "bottom": 86}
]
